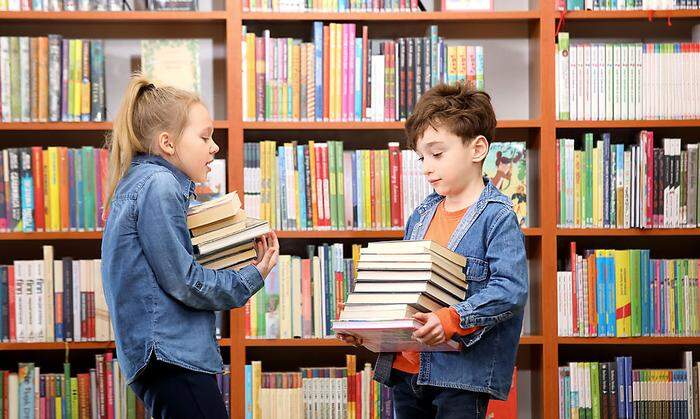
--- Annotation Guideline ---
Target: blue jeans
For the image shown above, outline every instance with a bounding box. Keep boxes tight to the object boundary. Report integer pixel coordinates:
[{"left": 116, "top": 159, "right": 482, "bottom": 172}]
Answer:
[{"left": 390, "top": 370, "right": 490, "bottom": 419}]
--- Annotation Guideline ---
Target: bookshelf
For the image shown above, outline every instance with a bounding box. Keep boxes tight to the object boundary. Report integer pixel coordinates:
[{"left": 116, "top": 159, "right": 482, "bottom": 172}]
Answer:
[{"left": 0, "top": 1, "right": 698, "bottom": 418}]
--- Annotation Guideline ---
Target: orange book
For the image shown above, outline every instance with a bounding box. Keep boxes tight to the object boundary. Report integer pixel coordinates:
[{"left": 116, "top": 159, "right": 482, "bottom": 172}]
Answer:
[
  {"left": 31, "top": 146, "right": 45, "bottom": 232},
  {"left": 58, "top": 147, "right": 70, "bottom": 231},
  {"left": 486, "top": 368, "right": 518, "bottom": 418},
  {"left": 587, "top": 252, "right": 597, "bottom": 336},
  {"left": 38, "top": 37, "right": 49, "bottom": 122}
]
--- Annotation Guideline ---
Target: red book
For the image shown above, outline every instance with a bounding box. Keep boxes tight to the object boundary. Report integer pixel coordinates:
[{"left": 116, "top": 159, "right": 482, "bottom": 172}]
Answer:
[
  {"left": 556, "top": 140, "right": 560, "bottom": 226},
  {"left": 105, "top": 352, "right": 114, "bottom": 419},
  {"left": 388, "top": 143, "right": 402, "bottom": 228},
  {"left": 320, "top": 144, "right": 331, "bottom": 228},
  {"left": 384, "top": 42, "right": 391, "bottom": 121},
  {"left": 570, "top": 241, "right": 578, "bottom": 335},
  {"left": 7, "top": 265, "right": 15, "bottom": 342},
  {"left": 341, "top": 24, "right": 349, "bottom": 121},
  {"left": 369, "top": 150, "right": 376, "bottom": 229},
  {"left": 361, "top": 26, "right": 368, "bottom": 120},
  {"left": 255, "top": 37, "right": 265, "bottom": 121},
  {"left": 58, "top": 147, "right": 69, "bottom": 232},
  {"left": 244, "top": 299, "right": 251, "bottom": 337},
  {"left": 335, "top": 270, "right": 343, "bottom": 319},
  {"left": 88, "top": 291, "right": 95, "bottom": 340},
  {"left": 486, "top": 368, "right": 518, "bottom": 418},
  {"left": 78, "top": 373, "right": 91, "bottom": 419},
  {"left": 31, "top": 146, "right": 45, "bottom": 232},
  {"left": 645, "top": 131, "right": 654, "bottom": 229},
  {"left": 355, "top": 373, "right": 361, "bottom": 419},
  {"left": 323, "top": 25, "right": 330, "bottom": 121},
  {"left": 587, "top": 252, "right": 597, "bottom": 336}
]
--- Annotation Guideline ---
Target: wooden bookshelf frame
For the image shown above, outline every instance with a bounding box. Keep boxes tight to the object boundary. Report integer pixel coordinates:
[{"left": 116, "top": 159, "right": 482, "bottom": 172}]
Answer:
[{"left": 1, "top": 2, "right": 699, "bottom": 418}]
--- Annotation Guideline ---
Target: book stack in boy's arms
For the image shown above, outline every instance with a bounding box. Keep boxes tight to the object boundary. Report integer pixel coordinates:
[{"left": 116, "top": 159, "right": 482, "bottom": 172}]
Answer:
[
  {"left": 187, "top": 192, "right": 271, "bottom": 270},
  {"left": 332, "top": 240, "right": 467, "bottom": 352}
]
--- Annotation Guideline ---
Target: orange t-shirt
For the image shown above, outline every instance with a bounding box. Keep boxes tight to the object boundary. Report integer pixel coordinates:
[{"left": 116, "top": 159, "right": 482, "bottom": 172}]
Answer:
[{"left": 392, "top": 200, "right": 480, "bottom": 374}]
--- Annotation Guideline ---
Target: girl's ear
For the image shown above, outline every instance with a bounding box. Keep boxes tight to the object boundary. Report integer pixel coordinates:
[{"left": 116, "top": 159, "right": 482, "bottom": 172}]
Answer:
[
  {"left": 472, "top": 135, "right": 489, "bottom": 163},
  {"left": 156, "top": 131, "right": 175, "bottom": 156}
]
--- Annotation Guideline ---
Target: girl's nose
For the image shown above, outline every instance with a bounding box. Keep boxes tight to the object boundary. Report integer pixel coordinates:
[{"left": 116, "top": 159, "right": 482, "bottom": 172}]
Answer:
[{"left": 211, "top": 140, "right": 220, "bottom": 154}]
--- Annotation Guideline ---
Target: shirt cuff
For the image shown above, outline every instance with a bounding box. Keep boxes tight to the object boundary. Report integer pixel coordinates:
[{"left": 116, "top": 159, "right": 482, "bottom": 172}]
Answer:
[
  {"left": 435, "top": 307, "right": 481, "bottom": 341},
  {"left": 239, "top": 264, "right": 265, "bottom": 295}
]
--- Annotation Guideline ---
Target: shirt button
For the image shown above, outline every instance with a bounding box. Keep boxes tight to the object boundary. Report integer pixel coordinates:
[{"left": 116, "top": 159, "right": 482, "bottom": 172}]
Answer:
[{"left": 195, "top": 281, "right": 203, "bottom": 290}]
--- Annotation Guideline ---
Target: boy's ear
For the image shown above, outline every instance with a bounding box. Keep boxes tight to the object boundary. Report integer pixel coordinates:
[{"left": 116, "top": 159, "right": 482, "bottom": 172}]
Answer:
[
  {"left": 157, "top": 131, "right": 176, "bottom": 156},
  {"left": 471, "top": 135, "right": 489, "bottom": 163}
]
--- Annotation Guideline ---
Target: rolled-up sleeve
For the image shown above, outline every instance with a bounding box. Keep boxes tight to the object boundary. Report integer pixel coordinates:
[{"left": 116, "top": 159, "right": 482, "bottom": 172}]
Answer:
[{"left": 136, "top": 172, "right": 264, "bottom": 311}]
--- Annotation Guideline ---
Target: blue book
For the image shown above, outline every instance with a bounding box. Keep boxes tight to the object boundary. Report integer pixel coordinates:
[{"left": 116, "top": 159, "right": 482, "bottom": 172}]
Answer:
[
  {"left": 625, "top": 356, "right": 633, "bottom": 419},
  {"left": 244, "top": 365, "right": 253, "bottom": 419},
  {"left": 615, "top": 357, "right": 626, "bottom": 418},
  {"left": 313, "top": 22, "right": 324, "bottom": 121},
  {"left": 607, "top": 253, "right": 616, "bottom": 336},
  {"left": 596, "top": 252, "right": 607, "bottom": 337},
  {"left": 19, "top": 148, "right": 34, "bottom": 232},
  {"left": 18, "top": 363, "right": 34, "bottom": 419},
  {"left": 355, "top": 38, "right": 363, "bottom": 121},
  {"left": 297, "top": 145, "right": 307, "bottom": 230},
  {"left": 602, "top": 133, "right": 611, "bottom": 227}
]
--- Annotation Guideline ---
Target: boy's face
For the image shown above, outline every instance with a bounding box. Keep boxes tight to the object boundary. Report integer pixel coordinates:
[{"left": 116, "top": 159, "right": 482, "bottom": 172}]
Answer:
[{"left": 415, "top": 125, "right": 488, "bottom": 198}]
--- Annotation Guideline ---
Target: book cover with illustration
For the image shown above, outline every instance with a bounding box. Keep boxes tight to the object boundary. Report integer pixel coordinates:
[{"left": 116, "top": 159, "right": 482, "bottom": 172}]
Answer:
[
  {"left": 191, "top": 158, "right": 226, "bottom": 207},
  {"left": 483, "top": 142, "right": 527, "bottom": 227}
]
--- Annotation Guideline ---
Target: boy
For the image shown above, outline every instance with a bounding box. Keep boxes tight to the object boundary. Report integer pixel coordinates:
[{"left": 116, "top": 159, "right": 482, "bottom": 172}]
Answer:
[{"left": 339, "top": 82, "right": 528, "bottom": 419}]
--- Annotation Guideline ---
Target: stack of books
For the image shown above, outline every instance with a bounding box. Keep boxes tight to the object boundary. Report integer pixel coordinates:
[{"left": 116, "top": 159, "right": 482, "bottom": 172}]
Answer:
[
  {"left": 187, "top": 192, "right": 271, "bottom": 270},
  {"left": 332, "top": 240, "right": 467, "bottom": 352}
]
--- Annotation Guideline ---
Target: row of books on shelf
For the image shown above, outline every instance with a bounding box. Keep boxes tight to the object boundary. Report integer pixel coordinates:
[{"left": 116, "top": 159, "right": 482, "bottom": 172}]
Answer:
[
  {"left": 245, "top": 357, "right": 517, "bottom": 419},
  {"left": 242, "top": 140, "right": 528, "bottom": 231},
  {"left": 0, "top": 36, "right": 106, "bottom": 123},
  {"left": 243, "top": 0, "right": 420, "bottom": 12},
  {"left": 557, "top": 243, "right": 699, "bottom": 337},
  {"left": 0, "top": 146, "right": 108, "bottom": 233},
  {"left": 0, "top": 246, "right": 114, "bottom": 343},
  {"left": 0, "top": 0, "right": 197, "bottom": 11},
  {"left": 558, "top": 352, "right": 698, "bottom": 419},
  {"left": 0, "top": 353, "right": 231, "bottom": 419},
  {"left": 556, "top": 34, "right": 700, "bottom": 121},
  {"left": 557, "top": 133, "right": 700, "bottom": 229},
  {"left": 241, "top": 23, "right": 484, "bottom": 122},
  {"left": 559, "top": 0, "right": 700, "bottom": 10}
]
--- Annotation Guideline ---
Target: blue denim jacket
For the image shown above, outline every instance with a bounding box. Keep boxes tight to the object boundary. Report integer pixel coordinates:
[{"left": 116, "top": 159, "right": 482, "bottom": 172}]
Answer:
[
  {"left": 101, "top": 154, "right": 264, "bottom": 384},
  {"left": 373, "top": 177, "right": 528, "bottom": 400}
]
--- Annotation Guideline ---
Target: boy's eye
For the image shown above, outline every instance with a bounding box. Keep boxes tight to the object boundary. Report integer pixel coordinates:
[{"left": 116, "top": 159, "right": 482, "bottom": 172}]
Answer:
[{"left": 417, "top": 156, "right": 424, "bottom": 162}]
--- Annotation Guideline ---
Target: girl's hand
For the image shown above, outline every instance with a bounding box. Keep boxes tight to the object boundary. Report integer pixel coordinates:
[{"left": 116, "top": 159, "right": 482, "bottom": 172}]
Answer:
[
  {"left": 337, "top": 333, "right": 363, "bottom": 347},
  {"left": 412, "top": 312, "right": 446, "bottom": 346},
  {"left": 251, "top": 231, "right": 279, "bottom": 279}
]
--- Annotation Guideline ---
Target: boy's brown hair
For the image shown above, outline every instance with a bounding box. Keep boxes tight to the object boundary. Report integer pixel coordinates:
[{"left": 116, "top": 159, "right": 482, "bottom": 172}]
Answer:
[{"left": 405, "top": 82, "right": 497, "bottom": 151}]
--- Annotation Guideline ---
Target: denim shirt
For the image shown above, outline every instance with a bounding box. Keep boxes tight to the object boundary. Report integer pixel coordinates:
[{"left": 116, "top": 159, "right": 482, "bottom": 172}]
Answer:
[
  {"left": 101, "top": 154, "right": 264, "bottom": 384},
  {"left": 373, "top": 177, "right": 528, "bottom": 400}
]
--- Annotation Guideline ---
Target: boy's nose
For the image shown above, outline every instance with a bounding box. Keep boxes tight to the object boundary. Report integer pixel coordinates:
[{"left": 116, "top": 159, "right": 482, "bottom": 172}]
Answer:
[{"left": 211, "top": 141, "right": 220, "bottom": 154}]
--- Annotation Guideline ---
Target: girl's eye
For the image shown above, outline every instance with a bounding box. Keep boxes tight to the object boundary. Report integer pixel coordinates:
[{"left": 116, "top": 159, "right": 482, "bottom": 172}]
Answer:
[
  {"left": 433, "top": 152, "right": 443, "bottom": 158},
  {"left": 202, "top": 137, "right": 211, "bottom": 142}
]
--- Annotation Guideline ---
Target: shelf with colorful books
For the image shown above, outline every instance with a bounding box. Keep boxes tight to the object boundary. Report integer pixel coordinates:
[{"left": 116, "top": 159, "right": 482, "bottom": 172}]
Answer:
[
  {"left": 557, "top": 336, "right": 700, "bottom": 345},
  {"left": 556, "top": 120, "right": 700, "bottom": 129},
  {"left": 0, "top": 341, "right": 115, "bottom": 351},
  {"left": 241, "top": 10, "right": 542, "bottom": 21},
  {"left": 0, "top": 10, "right": 230, "bottom": 22},
  {"left": 557, "top": 228, "right": 700, "bottom": 236},
  {"left": 557, "top": 9, "right": 700, "bottom": 20},
  {"left": 0, "top": 232, "right": 102, "bottom": 240},
  {"left": 0, "top": 120, "right": 229, "bottom": 132},
  {"left": 245, "top": 335, "right": 545, "bottom": 347},
  {"left": 242, "top": 119, "right": 541, "bottom": 130}
]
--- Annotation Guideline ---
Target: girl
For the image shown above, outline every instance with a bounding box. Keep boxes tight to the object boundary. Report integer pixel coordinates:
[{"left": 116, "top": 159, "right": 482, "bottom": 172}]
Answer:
[{"left": 101, "top": 73, "right": 279, "bottom": 419}]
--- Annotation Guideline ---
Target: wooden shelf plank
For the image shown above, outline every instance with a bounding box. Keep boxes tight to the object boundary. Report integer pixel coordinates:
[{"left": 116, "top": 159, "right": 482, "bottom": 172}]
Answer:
[
  {"left": 559, "top": 9, "right": 700, "bottom": 20},
  {"left": 242, "top": 10, "right": 540, "bottom": 21},
  {"left": 558, "top": 337, "right": 700, "bottom": 345},
  {"left": 0, "top": 339, "right": 230, "bottom": 350},
  {"left": 0, "top": 228, "right": 542, "bottom": 241},
  {"left": 0, "top": 11, "right": 228, "bottom": 22},
  {"left": 0, "top": 120, "right": 228, "bottom": 131},
  {"left": 243, "top": 119, "right": 540, "bottom": 130},
  {"left": 245, "top": 335, "right": 543, "bottom": 347},
  {"left": 556, "top": 119, "right": 700, "bottom": 129},
  {"left": 557, "top": 228, "right": 700, "bottom": 236}
]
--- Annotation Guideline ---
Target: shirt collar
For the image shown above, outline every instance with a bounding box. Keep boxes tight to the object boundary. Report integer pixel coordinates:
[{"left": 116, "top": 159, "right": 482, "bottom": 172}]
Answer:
[{"left": 132, "top": 154, "right": 196, "bottom": 199}]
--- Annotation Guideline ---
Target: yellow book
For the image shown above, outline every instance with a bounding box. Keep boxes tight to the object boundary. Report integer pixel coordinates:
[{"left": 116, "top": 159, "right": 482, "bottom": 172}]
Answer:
[
  {"left": 363, "top": 150, "right": 371, "bottom": 229},
  {"left": 252, "top": 361, "right": 262, "bottom": 419},
  {"left": 614, "top": 249, "right": 631, "bottom": 336},
  {"left": 246, "top": 33, "right": 256, "bottom": 121},
  {"left": 593, "top": 146, "right": 599, "bottom": 227},
  {"left": 308, "top": 141, "right": 318, "bottom": 228},
  {"left": 457, "top": 45, "right": 467, "bottom": 82},
  {"left": 382, "top": 149, "right": 390, "bottom": 229},
  {"left": 263, "top": 141, "right": 271, "bottom": 226},
  {"left": 292, "top": 43, "right": 300, "bottom": 121},
  {"left": 270, "top": 142, "right": 277, "bottom": 230},
  {"left": 48, "top": 147, "right": 60, "bottom": 232},
  {"left": 73, "top": 39, "right": 82, "bottom": 120},
  {"left": 378, "top": 149, "right": 386, "bottom": 228},
  {"left": 447, "top": 46, "right": 457, "bottom": 84}
]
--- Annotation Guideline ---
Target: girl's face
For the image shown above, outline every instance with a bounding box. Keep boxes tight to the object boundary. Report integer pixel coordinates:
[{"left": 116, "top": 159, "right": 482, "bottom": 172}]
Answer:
[{"left": 172, "top": 102, "right": 219, "bottom": 183}]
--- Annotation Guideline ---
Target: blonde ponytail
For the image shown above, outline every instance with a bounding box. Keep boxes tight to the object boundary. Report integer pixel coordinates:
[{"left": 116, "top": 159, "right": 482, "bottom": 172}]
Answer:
[{"left": 104, "top": 72, "right": 202, "bottom": 216}]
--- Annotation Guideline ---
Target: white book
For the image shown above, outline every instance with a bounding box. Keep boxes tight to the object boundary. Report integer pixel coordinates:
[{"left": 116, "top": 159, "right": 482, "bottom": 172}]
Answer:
[
  {"left": 584, "top": 44, "right": 592, "bottom": 121},
  {"left": 0, "top": 37, "right": 10, "bottom": 122},
  {"left": 33, "top": 260, "right": 44, "bottom": 342},
  {"left": 14, "top": 261, "right": 25, "bottom": 342},
  {"left": 613, "top": 44, "right": 622, "bottom": 120},
  {"left": 628, "top": 43, "right": 636, "bottom": 121},
  {"left": 598, "top": 44, "right": 606, "bottom": 120},
  {"left": 621, "top": 43, "right": 629, "bottom": 120},
  {"left": 635, "top": 44, "right": 643, "bottom": 120},
  {"left": 591, "top": 43, "right": 599, "bottom": 121},
  {"left": 643, "top": 44, "right": 650, "bottom": 119},
  {"left": 577, "top": 45, "right": 584, "bottom": 120},
  {"left": 606, "top": 44, "right": 614, "bottom": 120},
  {"left": 675, "top": 138, "right": 682, "bottom": 228},
  {"left": 570, "top": 45, "right": 578, "bottom": 121}
]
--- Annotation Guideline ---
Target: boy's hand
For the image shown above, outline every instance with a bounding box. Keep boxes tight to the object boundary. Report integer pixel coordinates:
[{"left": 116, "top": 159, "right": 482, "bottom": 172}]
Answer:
[
  {"left": 251, "top": 231, "right": 279, "bottom": 279},
  {"left": 412, "top": 312, "right": 446, "bottom": 346},
  {"left": 336, "top": 332, "right": 363, "bottom": 346}
]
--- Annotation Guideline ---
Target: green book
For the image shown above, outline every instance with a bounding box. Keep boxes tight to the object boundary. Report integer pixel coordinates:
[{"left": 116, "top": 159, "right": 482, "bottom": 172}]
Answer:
[
  {"left": 127, "top": 384, "right": 136, "bottom": 419},
  {"left": 585, "top": 133, "right": 594, "bottom": 227},
  {"left": 335, "top": 141, "right": 345, "bottom": 230},
  {"left": 70, "top": 377, "right": 78, "bottom": 419},
  {"left": 328, "top": 141, "right": 338, "bottom": 229},
  {"left": 63, "top": 362, "right": 72, "bottom": 419},
  {"left": 382, "top": 149, "right": 390, "bottom": 229},
  {"left": 591, "top": 362, "right": 600, "bottom": 419}
]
